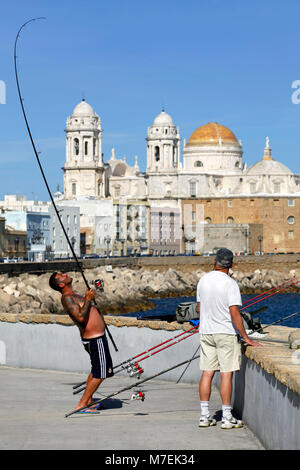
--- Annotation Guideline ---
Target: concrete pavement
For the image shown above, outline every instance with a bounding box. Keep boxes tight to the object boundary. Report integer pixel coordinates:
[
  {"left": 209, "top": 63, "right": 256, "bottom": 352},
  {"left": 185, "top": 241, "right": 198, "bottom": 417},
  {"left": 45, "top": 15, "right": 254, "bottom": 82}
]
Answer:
[{"left": 0, "top": 365, "right": 264, "bottom": 451}]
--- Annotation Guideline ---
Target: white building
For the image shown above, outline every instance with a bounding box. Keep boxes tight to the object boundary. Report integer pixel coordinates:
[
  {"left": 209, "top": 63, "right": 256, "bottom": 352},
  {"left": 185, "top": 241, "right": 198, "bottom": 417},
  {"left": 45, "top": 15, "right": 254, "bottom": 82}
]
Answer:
[
  {"left": 49, "top": 204, "right": 80, "bottom": 258},
  {"left": 60, "top": 100, "right": 300, "bottom": 254}
]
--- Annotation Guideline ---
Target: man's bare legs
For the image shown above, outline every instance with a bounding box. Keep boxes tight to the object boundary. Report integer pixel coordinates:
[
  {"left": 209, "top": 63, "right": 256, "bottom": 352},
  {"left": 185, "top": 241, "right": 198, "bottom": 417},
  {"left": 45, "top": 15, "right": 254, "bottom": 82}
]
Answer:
[
  {"left": 220, "top": 371, "right": 232, "bottom": 406},
  {"left": 75, "top": 372, "right": 104, "bottom": 410},
  {"left": 199, "top": 370, "right": 233, "bottom": 422},
  {"left": 199, "top": 370, "right": 215, "bottom": 402}
]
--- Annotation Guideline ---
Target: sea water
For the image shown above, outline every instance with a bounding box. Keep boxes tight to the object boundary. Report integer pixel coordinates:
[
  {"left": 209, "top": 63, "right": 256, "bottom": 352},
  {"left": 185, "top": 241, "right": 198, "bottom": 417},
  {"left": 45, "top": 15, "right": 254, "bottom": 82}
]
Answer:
[{"left": 120, "top": 293, "right": 300, "bottom": 328}]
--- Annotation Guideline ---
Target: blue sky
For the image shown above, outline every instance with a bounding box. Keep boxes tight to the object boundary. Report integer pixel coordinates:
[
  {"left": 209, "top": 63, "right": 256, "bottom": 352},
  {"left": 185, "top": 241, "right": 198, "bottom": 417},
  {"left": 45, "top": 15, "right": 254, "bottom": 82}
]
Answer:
[{"left": 1, "top": 0, "right": 300, "bottom": 201}]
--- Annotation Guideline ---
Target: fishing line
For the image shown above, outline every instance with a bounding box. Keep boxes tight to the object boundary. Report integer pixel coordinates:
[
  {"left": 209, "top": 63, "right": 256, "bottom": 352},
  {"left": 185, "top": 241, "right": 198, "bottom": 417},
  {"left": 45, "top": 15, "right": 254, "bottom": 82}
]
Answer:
[{"left": 14, "top": 18, "right": 118, "bottom": 351}]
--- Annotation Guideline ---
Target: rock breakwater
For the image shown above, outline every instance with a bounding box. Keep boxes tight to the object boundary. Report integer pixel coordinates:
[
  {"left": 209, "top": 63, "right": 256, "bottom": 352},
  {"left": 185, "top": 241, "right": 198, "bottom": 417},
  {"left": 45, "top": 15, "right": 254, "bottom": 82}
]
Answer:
[{"left": 0, "top": 266, "right": 299, "bottom": 316}]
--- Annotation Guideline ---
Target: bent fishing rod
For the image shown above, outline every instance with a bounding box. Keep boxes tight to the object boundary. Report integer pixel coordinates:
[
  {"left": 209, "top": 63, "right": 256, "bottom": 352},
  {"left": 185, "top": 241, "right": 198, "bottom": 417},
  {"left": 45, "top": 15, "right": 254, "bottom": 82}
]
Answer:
[
  {"left": 14, "top": 18, "right": 118, "bottom": 352},
  {"left": 65, "top": 353, "right": 201, "bottom": 418}
]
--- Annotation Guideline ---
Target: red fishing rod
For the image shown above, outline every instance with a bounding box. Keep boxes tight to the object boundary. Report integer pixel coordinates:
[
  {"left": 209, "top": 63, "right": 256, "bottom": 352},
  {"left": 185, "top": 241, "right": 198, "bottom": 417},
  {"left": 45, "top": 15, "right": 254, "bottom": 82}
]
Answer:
[
  {"left": 73, "top": 326, "right": 199, "bottom": 393},
  {"left": 72, "top": 277, "right": 300, "bottom": 392},
  {"left": 240, "top": 279, "right": 300, "bottom": 311},
  {"left": 242, "top": 277, "right": 300, "bottom": 307}
]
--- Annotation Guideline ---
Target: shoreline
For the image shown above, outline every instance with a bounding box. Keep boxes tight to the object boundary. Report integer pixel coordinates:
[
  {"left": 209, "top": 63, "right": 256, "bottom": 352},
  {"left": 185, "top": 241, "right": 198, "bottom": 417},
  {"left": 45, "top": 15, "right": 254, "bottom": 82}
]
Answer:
[{"left": 0, "top": 264, "right": 299, "bottom": 316}]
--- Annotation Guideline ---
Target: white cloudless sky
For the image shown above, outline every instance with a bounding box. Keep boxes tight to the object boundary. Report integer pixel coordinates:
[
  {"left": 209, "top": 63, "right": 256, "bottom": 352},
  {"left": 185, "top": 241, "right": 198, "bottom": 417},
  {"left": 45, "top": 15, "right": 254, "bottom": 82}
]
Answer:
[{"left": 1, "top": 0, "right": 300, "bottom": 200}]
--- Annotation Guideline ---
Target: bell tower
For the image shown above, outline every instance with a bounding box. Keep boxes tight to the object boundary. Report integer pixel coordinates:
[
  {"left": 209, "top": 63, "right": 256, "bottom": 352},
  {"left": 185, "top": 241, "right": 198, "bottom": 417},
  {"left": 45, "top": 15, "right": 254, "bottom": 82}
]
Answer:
[
  {"left": 146, "top": 108, "right": 180, "bottom": 174},
  {"left": 63, "top": 99, "right": 105, "bottom": 199}
]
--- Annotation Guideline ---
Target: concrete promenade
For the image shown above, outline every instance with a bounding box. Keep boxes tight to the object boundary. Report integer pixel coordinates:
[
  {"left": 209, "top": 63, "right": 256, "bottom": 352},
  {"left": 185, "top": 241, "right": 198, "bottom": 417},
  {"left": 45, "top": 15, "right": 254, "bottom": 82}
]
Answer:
[{"left": 0, "top": 365, "right": 263, "bottom": 451}]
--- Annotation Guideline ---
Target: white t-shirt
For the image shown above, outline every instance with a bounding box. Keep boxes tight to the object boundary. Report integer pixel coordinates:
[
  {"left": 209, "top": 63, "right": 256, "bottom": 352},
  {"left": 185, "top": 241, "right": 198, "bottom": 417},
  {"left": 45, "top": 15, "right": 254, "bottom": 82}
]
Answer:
[{"left": 196, "top": 270, "right": 242, "bottom": 335}]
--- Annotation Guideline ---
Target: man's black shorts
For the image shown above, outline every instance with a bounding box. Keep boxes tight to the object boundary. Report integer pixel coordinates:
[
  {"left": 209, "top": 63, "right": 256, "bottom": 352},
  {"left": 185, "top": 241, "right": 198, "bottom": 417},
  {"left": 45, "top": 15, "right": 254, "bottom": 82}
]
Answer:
[{"left": 82, "top": 335, "right": 114, "bottom": 379}]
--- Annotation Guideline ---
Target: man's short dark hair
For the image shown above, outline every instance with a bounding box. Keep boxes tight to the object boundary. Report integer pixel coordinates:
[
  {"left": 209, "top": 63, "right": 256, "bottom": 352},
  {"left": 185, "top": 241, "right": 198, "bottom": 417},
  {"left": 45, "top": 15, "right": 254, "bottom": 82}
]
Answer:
[
  {"left": 215, "top": 248, "right": 233, "bottom": 268},
  {"left": 49, "top": 272, "right": 62, "bottom": 292}
]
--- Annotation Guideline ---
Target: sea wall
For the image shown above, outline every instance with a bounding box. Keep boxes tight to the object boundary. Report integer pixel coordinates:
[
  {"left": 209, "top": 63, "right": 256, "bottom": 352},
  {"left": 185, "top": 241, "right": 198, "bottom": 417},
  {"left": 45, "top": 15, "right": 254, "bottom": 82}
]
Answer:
[{"left": 0, "top": 313, "right": 300, "bottom": 449}]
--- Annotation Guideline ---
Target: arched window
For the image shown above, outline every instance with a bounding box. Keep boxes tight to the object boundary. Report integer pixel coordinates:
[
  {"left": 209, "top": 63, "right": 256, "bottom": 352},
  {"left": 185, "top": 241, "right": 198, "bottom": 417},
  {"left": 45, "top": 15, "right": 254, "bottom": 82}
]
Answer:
[
  {"left": 72, "top": 183, "right": 76, "bottom": 196},
  {"left": 287, "top": 216, "right": 295, "bottom": 225},
  {"left": 194, "top": 161, "right": 203, "bottom": 167},
  {"left": 235, "top": 160, "right": 240, "bottom": 167},
  {"left": 74, "top": 138, "right": 79, "bottom": 156},
  {"left": 227, "top": 217, "right": 234, "bottom": 224},
  {"left": 205, "top": 217, "right": 211, "bottom": 224}
]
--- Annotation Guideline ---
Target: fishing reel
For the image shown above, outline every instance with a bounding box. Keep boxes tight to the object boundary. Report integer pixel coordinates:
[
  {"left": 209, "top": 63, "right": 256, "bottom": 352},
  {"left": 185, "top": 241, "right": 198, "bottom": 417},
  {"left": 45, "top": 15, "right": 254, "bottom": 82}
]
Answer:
[
  {"left": 130, "top": 390, "right": 145, "bottom": 401},
  {"left": 126, "top": 362, "right": 144, "bottom": 379},
  {"left": 92, "top": 279, "right": 104, "bottom": 292}
]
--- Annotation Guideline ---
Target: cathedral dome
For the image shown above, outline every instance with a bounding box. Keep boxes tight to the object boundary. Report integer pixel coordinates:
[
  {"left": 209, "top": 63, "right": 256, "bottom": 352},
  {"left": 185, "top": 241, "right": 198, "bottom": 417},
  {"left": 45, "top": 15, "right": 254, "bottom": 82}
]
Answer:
[
  {"left": 72, "top": 99, "right": 95, "bottom": 116},
  {"left": 186, "top": 122, "right": 239, "bottom": 147},
  {"left": 247, "top": 158, "right": 293, "bottom": 176},
  {"left": 246, "top": 138, "right": 293, "bottom": 176},
  {"left": 153, "top": 109, "right": 174, "bottom": 126}
]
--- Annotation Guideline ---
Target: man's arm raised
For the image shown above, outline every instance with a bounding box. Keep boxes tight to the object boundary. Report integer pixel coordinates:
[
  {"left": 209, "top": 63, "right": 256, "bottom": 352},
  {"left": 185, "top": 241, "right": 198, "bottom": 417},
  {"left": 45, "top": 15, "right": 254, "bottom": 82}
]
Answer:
[{"left": 62, "top": 289, "right": 95, "bottom": 325}]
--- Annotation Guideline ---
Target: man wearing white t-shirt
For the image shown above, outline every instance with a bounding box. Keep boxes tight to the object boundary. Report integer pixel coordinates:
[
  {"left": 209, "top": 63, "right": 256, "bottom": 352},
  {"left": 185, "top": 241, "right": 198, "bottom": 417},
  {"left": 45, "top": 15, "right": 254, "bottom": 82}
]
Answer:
[{"left": 197, "top": 248, "right": 261, "bottom": 429}]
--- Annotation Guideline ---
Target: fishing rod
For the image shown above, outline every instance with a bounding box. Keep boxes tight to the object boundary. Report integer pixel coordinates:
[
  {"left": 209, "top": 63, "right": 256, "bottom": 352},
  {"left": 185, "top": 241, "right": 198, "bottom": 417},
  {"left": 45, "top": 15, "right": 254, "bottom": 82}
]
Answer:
[
  {"left": 72, "top": 323, "right": 200, "bottom": 391},
  {"left": 241, "top": 277, "right": 299, "bottom": 307},
  {"left": 72, "top": 278, "right": 299, "bottom": 392},
  {"left": 253, "top": 310, "right": 300, "bottom": 334},
  {"left": 65, "top": 353, "right": 200, "bottom": 417},
  {"left": 73, "top": 327, "right": 200, "bottom": 394},
  {"left": 72, "top": 285, "right": 285, "bottom": 392},
  {"left": 240, "top": 279, "right": 300, "bottom": 311},
  {"left": 14, "top": 18, "right": 118, "bottom": 352}
]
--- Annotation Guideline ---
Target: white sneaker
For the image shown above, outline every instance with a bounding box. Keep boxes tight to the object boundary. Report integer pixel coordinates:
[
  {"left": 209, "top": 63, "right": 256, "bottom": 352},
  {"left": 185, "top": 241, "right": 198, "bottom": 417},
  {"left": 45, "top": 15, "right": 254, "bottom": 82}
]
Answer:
[
  {"left": 198, "top": 415, "right": 217, "bottom": 427},
  {"left": 221, "top": 415, "right": 243, "bottom": 429}
]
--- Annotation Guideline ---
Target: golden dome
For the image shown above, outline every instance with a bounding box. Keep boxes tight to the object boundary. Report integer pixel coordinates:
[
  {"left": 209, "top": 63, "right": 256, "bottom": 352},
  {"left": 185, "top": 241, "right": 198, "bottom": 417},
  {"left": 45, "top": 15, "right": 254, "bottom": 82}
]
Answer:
[{"left": 186, "top": 122, "right": 239, "bottom": 147}]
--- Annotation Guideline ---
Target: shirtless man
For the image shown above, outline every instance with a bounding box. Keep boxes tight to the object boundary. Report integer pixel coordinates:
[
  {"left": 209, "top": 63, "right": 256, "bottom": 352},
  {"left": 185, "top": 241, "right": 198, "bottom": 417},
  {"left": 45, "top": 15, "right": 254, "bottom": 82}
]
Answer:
[{"left": 49, "top": 271, "right": 114, "bottom": 413}]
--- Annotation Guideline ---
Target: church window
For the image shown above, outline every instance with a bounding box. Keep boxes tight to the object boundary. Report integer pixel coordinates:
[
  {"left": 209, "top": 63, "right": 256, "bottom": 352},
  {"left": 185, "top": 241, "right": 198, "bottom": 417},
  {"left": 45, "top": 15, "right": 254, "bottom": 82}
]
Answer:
[
  {"left": 235, "top": 161, "right": 239, "bottom": 167},
  {"left": 288, "top": 231, "right": 294, "bottom": 239},
  {"left": 205, "top": 217, "right": 211, "bottom": 224},
  {"left": 85, "top": 141, "right": 88, "bottom": 155},
  {"left": 228, "top": 200, "right": 232, "bottom": 207},
  {"left": 154, "top": 146, "right": 160, "bottom": 161},
  {"left": 165, "top": 129, "right": 168, "bottom": 134},
  {"left": 227, "top": 217, "right": 234, "bottom": 224},
  {"left": 287, "top": 216, "right": 295, "bottom": 225},
  {"left": 72, "top": 183, "right": 76, "bottom": 196},
  {"left": 74, "top": 139, "right": 79, "bottom": 156},
  {"left": 250, "top": 182, "right": 256, "bottom": 193},
  {"left": 194, "top": 161, "right": 203, "bottom": 167},
  {"left": 288, "top": 199, "right": 295, "bottom": 207}
]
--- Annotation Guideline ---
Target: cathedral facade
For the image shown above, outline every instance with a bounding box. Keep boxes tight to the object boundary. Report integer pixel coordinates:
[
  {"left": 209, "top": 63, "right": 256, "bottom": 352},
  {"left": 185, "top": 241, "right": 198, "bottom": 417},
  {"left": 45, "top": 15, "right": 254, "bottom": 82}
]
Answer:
[{"left": 61, "top": 100, "right": 300, "bottom": 255}]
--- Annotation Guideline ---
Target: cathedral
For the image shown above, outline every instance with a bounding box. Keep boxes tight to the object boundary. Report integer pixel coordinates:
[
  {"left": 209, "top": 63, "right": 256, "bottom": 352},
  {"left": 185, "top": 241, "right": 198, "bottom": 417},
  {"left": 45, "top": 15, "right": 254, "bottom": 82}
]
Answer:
[{"left": 59, "top": 99, "right": 300, "bottom": 255}]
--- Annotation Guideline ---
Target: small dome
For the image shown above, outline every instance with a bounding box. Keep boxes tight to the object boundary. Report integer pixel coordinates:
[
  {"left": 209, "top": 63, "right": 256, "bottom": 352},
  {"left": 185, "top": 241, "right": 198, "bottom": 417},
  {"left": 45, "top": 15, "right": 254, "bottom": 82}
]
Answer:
[
  {"left": 153, "top": 109, "right": 174, "bottom": 126},
  {"left": 246, "top": 159, "right": 293, "bottom": 176},
  {"left": 187, "top": 122, "right": 239, "bottom": 147},
  {"left": 72, "top": 99, "right": 95, "bottom": 116},
  {"left": 247, "top": 138, "right": 293, "bottom": 176}
]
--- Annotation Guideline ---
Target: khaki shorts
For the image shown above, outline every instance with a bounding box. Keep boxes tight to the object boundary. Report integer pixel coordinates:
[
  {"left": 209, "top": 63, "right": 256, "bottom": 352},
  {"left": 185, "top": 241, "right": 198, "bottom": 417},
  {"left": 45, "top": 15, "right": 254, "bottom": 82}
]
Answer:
[{"left": 199, "top": 334, "right": 241, "bottom": 372}]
